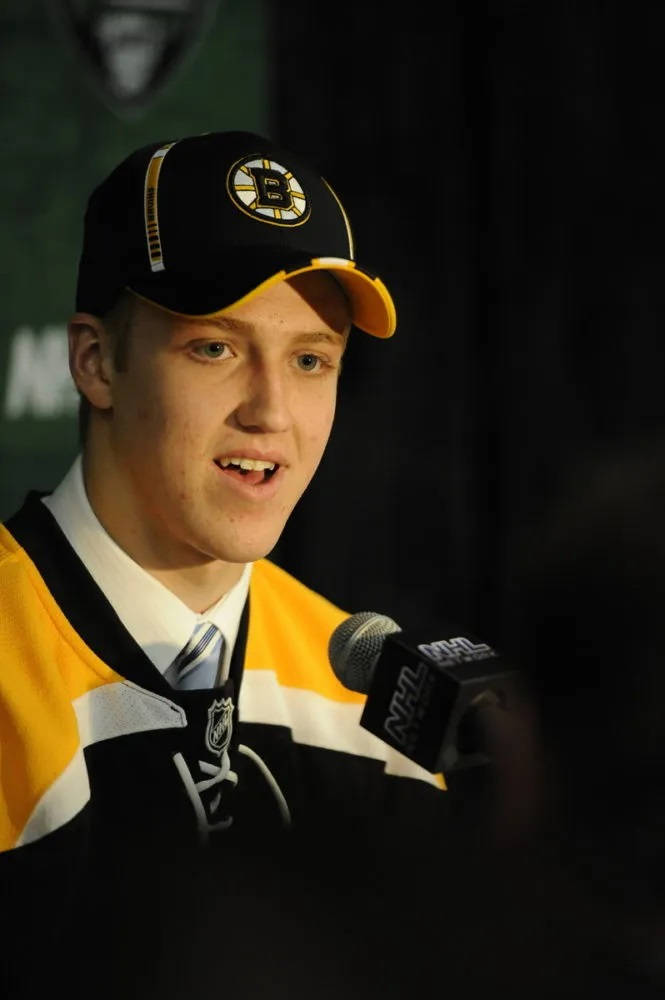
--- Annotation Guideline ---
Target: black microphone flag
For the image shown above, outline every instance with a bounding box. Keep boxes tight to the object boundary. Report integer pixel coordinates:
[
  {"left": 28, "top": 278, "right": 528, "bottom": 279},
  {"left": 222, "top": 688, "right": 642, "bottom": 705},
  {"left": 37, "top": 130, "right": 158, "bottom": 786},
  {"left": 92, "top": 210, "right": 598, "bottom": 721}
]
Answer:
[{"left": 329, "top": 613, "right": 519, "bottom": 773}]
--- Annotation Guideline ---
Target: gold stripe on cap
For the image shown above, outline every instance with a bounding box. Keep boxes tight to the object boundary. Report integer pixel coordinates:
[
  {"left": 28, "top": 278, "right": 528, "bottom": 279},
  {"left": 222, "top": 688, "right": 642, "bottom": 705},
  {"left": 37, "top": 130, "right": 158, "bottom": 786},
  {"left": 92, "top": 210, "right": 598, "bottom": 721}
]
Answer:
[
  {"left": 144, "top": 142, "right": 177, "bottom": 272},
  {"left": 322, "top": 178, "right": 355, "bottom": 259}
]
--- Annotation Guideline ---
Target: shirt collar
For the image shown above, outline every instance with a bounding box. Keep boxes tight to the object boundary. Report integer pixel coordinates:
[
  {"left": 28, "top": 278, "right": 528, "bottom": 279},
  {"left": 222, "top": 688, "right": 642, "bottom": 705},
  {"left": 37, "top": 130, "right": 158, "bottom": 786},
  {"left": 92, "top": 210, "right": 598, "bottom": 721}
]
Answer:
[{"left": 42, "top": 455, "right": 251, "bottom": 678}]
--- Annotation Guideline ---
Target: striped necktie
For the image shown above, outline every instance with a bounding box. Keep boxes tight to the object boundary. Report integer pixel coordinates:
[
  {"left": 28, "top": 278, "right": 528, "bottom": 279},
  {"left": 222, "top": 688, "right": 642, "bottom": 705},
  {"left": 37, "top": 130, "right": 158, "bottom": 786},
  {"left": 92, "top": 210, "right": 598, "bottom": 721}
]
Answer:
[{"left": 165, "top": 622, "right": 224, "bottom": 691}]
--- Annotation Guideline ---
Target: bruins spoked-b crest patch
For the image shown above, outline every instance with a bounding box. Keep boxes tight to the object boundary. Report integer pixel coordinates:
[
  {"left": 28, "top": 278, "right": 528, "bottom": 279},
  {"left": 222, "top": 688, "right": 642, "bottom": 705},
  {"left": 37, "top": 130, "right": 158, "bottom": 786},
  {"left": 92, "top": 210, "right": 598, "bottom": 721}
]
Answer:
[
  {"left": 227, "top": 155, "right": 310, "bottom": 226},
  {"left": 49, "top": 0, "right": 221, "bottom": 119}
]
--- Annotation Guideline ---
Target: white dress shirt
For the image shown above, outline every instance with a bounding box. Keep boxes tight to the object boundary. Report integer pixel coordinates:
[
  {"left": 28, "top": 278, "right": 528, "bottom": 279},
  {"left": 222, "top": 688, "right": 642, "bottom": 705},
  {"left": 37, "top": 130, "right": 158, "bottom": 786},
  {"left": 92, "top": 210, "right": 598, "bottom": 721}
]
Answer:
[{"left": 42, "top": 455, "right": 251, "bottom": 683}]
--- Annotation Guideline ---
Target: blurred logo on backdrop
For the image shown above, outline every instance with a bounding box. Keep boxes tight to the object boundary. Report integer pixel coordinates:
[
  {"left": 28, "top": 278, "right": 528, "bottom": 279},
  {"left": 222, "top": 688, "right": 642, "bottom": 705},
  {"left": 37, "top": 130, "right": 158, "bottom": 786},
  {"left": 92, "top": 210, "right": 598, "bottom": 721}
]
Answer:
[
  {"left": 49, "top": 0, "right": 221, "bottom": 118},
  {"left": 3, "top": 326, "right": 78, "bottom": 421}
]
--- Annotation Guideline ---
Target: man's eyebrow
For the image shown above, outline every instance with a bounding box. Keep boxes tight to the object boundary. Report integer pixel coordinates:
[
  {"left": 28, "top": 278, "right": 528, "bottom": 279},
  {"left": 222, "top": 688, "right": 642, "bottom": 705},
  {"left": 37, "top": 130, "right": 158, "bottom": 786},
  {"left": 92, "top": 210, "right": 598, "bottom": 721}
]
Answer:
[
  {"left": 291, "top": 331, "right": 347, "bottom": 346},
  {"left": 192, "top": 315, "right": 251, "bottom": 333},
  {"left": 191, "top": 317, "right": 347, "bottom": 345}
]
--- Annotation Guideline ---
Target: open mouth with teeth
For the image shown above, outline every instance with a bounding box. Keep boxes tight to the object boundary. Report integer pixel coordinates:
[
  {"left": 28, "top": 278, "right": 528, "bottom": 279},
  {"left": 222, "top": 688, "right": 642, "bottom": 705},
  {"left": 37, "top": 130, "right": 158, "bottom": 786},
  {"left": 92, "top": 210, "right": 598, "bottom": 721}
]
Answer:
[{"left": 214, "top": 456, "right": 280, "bottom": 486}]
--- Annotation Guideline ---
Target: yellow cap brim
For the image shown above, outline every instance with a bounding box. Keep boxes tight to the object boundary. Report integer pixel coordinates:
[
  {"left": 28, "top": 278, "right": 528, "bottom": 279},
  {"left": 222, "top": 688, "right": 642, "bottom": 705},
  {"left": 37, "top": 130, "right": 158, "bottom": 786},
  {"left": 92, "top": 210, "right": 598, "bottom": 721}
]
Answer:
[
  {"left": 305, "top": 257, "right": 397, "bottom": 338},
  {"left": 217, "top": 257, "right": 396, "bottom": 338},
  {"left": 215, "top": 257, "right": 396, "bottom": 338}
]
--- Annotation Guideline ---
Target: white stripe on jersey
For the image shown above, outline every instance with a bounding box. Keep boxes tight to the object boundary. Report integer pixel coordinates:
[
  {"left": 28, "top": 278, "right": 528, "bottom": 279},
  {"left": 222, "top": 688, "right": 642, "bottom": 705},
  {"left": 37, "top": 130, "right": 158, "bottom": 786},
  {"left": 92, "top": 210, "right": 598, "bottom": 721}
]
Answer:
[
  {"left": 16, "top": 746, "right": 90, "bottom": 847},
  {"left": 239, "top": 668, "right": 442, "bottom": 788},
  {"left": 74, "top": 680, "right": 186, "bottom": 746}
]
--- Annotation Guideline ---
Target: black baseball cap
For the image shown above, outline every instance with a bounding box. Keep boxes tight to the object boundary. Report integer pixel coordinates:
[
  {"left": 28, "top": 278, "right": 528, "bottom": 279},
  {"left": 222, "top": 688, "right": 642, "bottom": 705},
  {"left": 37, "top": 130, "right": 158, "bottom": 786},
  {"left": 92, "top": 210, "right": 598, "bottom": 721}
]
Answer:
[{"left": 75, "top": 130, "right": 396, "bottom": 338}]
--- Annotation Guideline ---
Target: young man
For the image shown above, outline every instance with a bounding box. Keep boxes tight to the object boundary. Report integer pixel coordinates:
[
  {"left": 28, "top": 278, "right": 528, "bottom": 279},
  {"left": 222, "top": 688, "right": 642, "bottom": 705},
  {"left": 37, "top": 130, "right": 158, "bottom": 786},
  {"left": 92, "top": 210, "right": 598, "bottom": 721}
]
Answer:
[
  {"left": 0, "top": 130, "right": 456, "bottom": 996},
  {"left": 1, "top": 131, "right": 446, "bottom": 862}
]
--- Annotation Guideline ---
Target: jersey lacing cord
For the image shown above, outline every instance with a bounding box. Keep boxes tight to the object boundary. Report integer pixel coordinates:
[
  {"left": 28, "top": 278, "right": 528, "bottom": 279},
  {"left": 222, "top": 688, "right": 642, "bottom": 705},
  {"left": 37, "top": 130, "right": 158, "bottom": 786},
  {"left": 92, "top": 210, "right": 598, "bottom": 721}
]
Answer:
[
  {"left": 172, "top": 748, "right": 236, "bottom": 842},
  {"left": 173, "top": 743, "right": 291, "bottom": 842},
  {"left": 238, "top": 743, "right": 291, "bottom": 827}
]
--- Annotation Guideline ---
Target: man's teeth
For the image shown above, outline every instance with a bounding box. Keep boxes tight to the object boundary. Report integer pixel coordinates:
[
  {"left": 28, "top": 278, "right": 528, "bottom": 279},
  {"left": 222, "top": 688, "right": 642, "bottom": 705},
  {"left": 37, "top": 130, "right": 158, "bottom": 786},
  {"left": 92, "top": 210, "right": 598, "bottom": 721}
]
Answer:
[{"left": 218, "top": 457, "right": 276, "bottom": 471}]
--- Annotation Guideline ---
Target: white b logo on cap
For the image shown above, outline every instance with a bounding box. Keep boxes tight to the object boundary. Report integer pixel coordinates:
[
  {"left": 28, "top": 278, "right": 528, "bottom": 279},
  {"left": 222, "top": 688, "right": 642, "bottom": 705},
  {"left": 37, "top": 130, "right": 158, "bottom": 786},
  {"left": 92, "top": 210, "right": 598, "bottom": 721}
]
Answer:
[{"left": 227, "top": 154, "right": 310, "bottom": 226}]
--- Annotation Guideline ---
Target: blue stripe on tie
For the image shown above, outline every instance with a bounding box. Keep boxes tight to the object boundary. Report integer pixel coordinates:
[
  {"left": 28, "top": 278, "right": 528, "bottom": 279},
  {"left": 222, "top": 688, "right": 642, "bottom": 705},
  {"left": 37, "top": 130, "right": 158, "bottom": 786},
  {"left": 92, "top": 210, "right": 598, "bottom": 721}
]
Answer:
[
  {"left": 175, "top": 624, "right": 219, "bottom": 674},
  {"left": 165, "top": 623, "right": 224, "bottom": 690}
]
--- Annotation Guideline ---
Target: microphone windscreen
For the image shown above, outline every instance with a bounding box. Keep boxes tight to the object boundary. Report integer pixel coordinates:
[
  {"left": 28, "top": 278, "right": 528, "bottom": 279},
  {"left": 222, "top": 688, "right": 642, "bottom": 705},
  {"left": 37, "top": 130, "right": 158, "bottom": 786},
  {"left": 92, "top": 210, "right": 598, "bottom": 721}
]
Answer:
[{"left": 328, "top": 611, "right": 401, "bottom": 693}]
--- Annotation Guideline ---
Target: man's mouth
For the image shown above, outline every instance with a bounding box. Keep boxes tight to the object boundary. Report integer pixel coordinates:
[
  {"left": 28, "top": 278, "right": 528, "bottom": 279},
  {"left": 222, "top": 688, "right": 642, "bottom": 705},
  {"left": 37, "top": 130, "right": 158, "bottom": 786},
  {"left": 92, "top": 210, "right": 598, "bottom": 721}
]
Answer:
[{"left": 214, "top": 456, "right": 280, "bottom": 487}]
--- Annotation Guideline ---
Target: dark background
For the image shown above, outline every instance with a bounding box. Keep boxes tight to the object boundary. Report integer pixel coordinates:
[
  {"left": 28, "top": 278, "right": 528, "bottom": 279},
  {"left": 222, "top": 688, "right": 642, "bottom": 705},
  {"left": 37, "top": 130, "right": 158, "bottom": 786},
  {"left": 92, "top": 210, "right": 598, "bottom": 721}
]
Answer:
[
  {"left": 3, "top": 1, "right": 665, "bottom": 650},
  {"left": 3, "top": 8, "right": 665, "bottom": 993},
  {"left": 268, "top": 1, "right": 665, "bottom": 647}
]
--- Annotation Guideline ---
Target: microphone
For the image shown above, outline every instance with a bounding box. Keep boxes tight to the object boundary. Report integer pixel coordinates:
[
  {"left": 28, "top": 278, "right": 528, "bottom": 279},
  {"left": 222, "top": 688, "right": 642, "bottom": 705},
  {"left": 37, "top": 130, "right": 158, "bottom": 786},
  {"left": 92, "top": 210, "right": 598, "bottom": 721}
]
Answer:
[{"left": 328, "top": 612, "right": 519, "bottom": 773}]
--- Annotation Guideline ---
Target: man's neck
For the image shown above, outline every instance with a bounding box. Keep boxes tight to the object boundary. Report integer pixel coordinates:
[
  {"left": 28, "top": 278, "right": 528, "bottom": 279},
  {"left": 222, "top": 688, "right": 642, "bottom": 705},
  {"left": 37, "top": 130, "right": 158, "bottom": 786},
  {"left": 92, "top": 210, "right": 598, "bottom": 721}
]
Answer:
[{"left": 143, "top": 560, "right": 245, "bottom": 614}]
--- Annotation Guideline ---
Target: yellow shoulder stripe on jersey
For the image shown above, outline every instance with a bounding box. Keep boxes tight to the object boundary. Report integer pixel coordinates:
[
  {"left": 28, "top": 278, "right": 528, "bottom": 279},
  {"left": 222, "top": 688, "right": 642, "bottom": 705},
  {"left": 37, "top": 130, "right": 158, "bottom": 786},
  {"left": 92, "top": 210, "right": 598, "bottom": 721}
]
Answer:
[
  {"left": 0, "top": 525, "right": 124, "bottom": 850},
  {"left": 246, "top": 558, "right": 363, "bottom": 704},
  {"left": 246, "top": 559, "right": 446, "bottom": 790}
]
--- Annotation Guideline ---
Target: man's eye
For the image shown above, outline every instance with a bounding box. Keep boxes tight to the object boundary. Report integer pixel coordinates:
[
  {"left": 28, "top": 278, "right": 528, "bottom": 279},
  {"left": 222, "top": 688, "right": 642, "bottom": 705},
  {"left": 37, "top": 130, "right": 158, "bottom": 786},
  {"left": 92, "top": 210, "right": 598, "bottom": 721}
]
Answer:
[
  {"left": 196, "top": 342, "right": 230, "bottom": 360},
  {"left": 297, "top": 353, "right": 323, "bottom": 373}
]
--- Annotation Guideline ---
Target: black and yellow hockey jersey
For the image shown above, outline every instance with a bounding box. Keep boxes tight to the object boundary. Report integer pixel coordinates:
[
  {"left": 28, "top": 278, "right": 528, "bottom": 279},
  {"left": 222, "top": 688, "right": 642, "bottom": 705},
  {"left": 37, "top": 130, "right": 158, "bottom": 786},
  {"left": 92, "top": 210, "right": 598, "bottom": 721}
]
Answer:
[
  {"left": 0, "top": 491, "right": 460, "bottom": 998},
  {"left": 0, "top": 490, "right": 445, "bottom": 853}
]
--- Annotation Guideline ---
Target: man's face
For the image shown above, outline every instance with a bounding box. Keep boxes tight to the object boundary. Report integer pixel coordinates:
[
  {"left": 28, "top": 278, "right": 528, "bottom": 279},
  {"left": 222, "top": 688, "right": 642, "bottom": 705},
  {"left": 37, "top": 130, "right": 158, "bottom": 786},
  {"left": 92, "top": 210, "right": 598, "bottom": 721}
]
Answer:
[{"left": 98, "top": 271, "right": 350, "bottom": 566}]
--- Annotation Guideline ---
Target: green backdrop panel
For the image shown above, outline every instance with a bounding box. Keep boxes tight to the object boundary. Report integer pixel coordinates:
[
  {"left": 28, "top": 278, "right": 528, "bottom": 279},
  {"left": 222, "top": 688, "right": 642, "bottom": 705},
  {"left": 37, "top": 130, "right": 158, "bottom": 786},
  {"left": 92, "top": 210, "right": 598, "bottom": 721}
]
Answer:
[{"left": 0, "top": 0, "right": 268, "bottom": 518}]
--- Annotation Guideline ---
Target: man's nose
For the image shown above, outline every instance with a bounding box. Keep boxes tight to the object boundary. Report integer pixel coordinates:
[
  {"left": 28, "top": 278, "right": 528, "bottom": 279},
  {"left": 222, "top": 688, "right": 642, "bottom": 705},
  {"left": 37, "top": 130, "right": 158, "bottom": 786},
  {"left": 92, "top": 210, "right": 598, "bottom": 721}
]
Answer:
[{"left": 233, "top": 363, "right": 292, "bottom": 434}]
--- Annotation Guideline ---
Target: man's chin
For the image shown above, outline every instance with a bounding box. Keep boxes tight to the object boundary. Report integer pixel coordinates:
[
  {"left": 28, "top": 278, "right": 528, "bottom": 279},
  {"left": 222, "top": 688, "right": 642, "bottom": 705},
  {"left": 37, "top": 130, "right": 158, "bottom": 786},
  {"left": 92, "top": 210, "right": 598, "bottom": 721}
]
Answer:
[{"left": 204, "top": 531, "right": 284, "bottom": 566}]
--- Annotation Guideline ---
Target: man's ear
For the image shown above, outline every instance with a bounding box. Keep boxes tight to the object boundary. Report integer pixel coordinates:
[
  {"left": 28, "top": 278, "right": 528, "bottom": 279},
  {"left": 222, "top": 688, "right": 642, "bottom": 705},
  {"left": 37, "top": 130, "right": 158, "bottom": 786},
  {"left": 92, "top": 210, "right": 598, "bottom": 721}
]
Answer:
[{"left": 68, "top": 312, "right": 114, "bottom": 411}]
